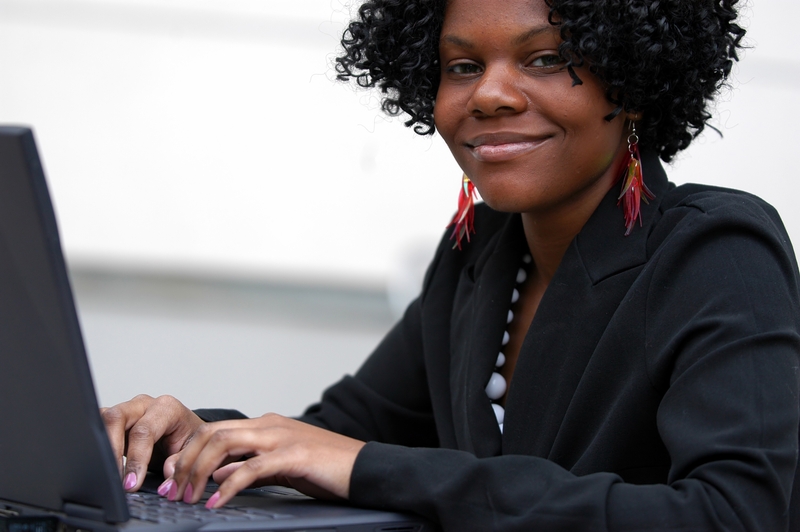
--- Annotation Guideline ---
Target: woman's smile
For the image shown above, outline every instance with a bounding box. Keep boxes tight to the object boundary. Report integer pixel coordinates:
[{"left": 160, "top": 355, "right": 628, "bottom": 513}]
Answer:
[{"left": 465, "top": 133, "right": 550, "bottom": 162}]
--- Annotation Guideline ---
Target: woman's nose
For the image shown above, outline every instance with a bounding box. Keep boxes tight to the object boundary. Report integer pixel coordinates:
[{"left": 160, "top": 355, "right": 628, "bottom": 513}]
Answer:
[{"left": 467, "top": 65, "right": 527, "bottom": 117}]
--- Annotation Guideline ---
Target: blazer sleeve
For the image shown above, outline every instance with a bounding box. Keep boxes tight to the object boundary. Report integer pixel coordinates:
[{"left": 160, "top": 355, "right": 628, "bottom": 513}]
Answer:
[{"left": 349, "top": 196, "right": 800, "bottom": 531}]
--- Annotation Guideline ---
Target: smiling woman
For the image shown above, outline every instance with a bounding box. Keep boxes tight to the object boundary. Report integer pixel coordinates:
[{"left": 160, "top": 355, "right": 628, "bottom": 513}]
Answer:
[
  {"left": 435, "top": 0, "right": 627, "bottom": 232},
  {"left": 100, "top": 0, "right": 800, "bottom": 530}
]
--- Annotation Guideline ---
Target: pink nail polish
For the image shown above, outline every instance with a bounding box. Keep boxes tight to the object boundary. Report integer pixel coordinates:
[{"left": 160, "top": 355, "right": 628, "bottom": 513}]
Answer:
[
  {"left": 205, "top": 492, "right": 221, "bottom": 510},
  {"left": 157, "top": 479, "right": 174, "bottom": 497},
  {"left": 183, "top": 483, "right": 194, "bottom": 504},
  {"left": 168, "top": 481, "right": 178, "bottom": 501},
  {"left": 124, "top": 472, "right": 137, "bottom": 491}
]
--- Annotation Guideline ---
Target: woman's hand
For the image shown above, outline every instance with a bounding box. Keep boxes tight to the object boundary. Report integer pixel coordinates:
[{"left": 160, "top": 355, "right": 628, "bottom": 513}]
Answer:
[
  {"left": 161, "top": 414, "right": 366, "bottom": 508},
  {"left": 101, "top": 394, "right": 206, "bottom": 492}
]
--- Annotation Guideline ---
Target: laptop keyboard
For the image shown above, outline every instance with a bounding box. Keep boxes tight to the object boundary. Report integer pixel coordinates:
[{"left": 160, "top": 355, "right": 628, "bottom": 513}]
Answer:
[{"left": 126, "top": 491, "right": 291, "bottom": 524}]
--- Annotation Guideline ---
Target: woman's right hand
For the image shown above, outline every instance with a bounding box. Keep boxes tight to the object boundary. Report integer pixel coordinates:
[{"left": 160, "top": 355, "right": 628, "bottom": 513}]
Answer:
[{"left": 101, "top": 394, "right": 205, "bottom": 492}]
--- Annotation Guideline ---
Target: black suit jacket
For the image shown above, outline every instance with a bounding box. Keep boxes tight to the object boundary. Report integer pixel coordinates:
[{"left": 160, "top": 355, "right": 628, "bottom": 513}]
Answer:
[{"left": 293, "top": 153, "right": 800, "bottom": 531}]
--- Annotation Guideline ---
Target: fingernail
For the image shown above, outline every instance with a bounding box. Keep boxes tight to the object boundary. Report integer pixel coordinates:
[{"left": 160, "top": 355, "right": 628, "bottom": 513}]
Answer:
[
  {"left": 157, "top": 479, "right": 174, "bottom": 497},
  {"left": 124, "top": 472, "right": 137, "bottom": 491},
  {"left": 205, "top": 492, "right": 221, "bottom": 510},
  {"left": 168, "top": 481, "right": 178, "bottom": 501},
  {"left": 183, "top": 483, "right": 194, "bottom": 504}
]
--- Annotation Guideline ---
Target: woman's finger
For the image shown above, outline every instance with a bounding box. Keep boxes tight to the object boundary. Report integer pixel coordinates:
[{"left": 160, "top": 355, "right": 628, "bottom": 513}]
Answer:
[
  {"left": 206, "top": 450, "right": 345, "bottom": 508},
  {"left": 170, "top": 419, "right": 259, "bottom": 502},
  {"left": 100, "top": 396, "right": 150, "bottom": 477},
  {"left": 178, "top": 425, "right": 271, "bottom": 504},
  {"left": 116, "top": 395, "right": 203, "bottom": 492},
  {"left": 163, "top": 452, "right": 181, "bottom": 479},
  {"left": 205, "top": 454, "right": 288, "bottom": 509},
  {"left": 211, "top": 461, "right": 245, "bottom": 483}
]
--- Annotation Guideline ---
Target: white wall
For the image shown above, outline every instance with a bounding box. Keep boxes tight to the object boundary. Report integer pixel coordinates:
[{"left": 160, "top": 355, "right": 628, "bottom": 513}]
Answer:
[
  {"left": 0, "top": 0, "right": 798, "bottom": 286},
  {"left": 0, "top": 0, "right": 458, "bottom": 294}
]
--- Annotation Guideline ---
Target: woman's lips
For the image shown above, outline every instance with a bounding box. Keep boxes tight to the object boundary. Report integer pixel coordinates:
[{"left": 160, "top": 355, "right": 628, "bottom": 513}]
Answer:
[{"left": 466, "top": 133, "right": 549, "bottom": 162}]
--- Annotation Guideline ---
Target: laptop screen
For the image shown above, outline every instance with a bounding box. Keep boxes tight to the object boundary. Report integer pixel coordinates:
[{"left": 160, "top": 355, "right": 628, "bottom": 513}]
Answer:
[{"left": 0, "top": 126, "right": 129, "bottom": 523}]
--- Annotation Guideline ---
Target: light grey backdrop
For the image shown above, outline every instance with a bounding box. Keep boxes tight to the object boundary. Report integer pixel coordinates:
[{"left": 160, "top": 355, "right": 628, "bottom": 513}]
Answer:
[{"left": 0, "top": 0, "right": 798, "bottom": 416}]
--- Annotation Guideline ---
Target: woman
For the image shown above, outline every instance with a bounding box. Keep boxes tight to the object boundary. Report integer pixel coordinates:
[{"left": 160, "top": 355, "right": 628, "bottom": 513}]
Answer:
[{"left": 103, "top": 0, "right": 800, "bottom": 529}]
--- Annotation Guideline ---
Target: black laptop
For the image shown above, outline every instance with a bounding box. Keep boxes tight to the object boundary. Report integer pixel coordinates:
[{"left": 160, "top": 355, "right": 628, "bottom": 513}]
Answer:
[{"left": 0, "top": 126, "right": 433, "bottom": 532}]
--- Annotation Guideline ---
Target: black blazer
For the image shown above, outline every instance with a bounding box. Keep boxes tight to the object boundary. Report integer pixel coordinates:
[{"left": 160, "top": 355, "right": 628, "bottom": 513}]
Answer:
[{"left": 293, "top": 153, "right": 800, "bottom": 531}]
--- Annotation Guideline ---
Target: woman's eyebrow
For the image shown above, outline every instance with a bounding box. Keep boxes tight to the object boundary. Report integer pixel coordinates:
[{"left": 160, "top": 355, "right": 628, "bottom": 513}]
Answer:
[
  {"left": 441, "top": 25, "right": 557, "bottom": 49},
  {"left": 512, "top": 25, "right": 558, "bottom": 45},
  {"left": 440, "top": 34, "right": 474, "bottom": 49}
]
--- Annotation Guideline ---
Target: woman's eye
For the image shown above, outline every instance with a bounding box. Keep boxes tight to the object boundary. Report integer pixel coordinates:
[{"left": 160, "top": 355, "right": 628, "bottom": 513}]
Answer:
[
  {"left": 447, "top": 63, "right": 482, "bottom": 75},
  {"left": 530, "top": 54, "right": 564, "bottom": 68}
]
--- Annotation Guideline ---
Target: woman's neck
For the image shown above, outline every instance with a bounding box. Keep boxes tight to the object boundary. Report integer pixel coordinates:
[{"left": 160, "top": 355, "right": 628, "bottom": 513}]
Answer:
[{"left": 520, "top": 169, "right": 618, "bottom": 285}]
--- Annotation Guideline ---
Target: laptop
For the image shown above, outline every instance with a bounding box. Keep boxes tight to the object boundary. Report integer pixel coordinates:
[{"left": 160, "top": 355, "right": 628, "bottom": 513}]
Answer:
[{"left": 0, "top": 126, "right": 434, "bottom": 532}]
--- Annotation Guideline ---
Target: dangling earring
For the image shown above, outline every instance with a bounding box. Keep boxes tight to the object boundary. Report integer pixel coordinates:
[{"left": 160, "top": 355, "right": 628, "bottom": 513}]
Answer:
[
  {"left": 449, "top": 173, "right": 477, "bottom": 249},
  {"left": 618, "top": 121, "right": 654, "bottom": 235}
]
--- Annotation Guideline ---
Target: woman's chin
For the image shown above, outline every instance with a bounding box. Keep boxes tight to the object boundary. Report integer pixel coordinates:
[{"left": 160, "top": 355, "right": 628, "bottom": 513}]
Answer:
[
  {"left": 479, "top": 197, "right": 523, "bottom": 213},
  {"left": 476, "top": 192, "right": 539, "bottom": 214}
]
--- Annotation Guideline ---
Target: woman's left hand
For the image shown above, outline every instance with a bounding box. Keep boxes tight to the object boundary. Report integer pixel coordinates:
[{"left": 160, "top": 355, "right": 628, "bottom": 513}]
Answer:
[{"left": 161, "top": 414, "right": 366, "bottom": 508}]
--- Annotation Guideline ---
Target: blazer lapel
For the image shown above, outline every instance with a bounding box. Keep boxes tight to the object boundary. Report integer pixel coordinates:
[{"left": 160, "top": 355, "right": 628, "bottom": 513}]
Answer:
[
  {"left": 449, "top": 215, "right": 527, "bottom": 457},
  {"left": 502, "top": 152, "right": 672, "bottom": 458}
]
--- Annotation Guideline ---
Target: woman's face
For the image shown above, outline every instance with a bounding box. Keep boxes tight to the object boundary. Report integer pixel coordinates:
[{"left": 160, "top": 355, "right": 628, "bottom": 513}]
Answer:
[{"left": 434, "top": 0, "right": 628, "bottom": 216}]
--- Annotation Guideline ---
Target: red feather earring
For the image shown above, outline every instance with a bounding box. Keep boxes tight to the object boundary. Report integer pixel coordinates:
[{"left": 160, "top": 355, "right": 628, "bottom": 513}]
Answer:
[
  {"left": 449, "top": 174, "right": 477, "bottom": 249},
  {"left": 618, "top": 122, "right": 655, "bottom": 235}
]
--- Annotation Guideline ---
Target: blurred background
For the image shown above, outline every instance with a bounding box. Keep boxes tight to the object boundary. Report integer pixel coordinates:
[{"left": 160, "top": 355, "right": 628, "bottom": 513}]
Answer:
[{"left": 0, "top": 0, "right": 798, "bottom": 417}]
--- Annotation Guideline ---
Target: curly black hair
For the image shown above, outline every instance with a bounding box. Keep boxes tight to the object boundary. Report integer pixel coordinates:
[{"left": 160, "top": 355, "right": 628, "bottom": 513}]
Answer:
[{"left": 335, "top": 0, "right": 745, "bottom": 162}]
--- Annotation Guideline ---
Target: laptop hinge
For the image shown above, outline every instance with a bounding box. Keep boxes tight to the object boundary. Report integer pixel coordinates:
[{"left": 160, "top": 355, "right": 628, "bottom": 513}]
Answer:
[{"left": 63, "top": 502, "right": 106, "bottom": 522}]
